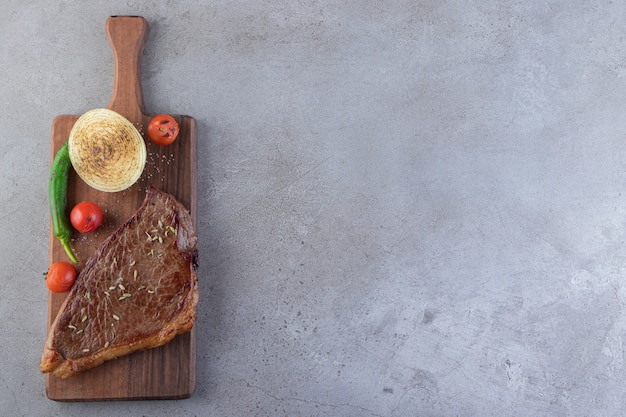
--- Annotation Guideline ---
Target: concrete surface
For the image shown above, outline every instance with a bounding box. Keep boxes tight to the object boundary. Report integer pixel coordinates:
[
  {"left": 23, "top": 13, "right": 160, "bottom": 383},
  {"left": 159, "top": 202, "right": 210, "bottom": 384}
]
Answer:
[{"left": 3, "top": 1, "right": 626, "bottom": 416}]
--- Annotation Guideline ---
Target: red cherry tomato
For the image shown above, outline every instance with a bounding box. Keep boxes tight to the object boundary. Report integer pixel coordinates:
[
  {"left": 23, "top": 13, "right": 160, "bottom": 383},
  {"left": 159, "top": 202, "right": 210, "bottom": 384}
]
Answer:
[
  {"left": 46, "top": 262, "right": 77, "bottom": 293},
  {"left": 147, "top": 114, "right": 179, "bottom": 146},
  {"left": 70, "top": 201, "right": 103, "bottom": 233}
]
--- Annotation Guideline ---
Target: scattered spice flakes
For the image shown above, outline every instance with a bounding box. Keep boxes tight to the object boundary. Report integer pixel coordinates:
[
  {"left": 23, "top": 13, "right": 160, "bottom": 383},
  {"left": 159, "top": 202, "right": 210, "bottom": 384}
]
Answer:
[
  {"left": 118, "top": 283, "right": 126, "bottom": 291},
  {"left": 112, "top": 314, "right": 120, "bottom": 321},
  {"left": 82, "top": 348, "right": 90, "bottom": 353},
  {"left": 104, "top": 341, "right": 110, "bottom": 348},
  {"left": 81, "top": 315, "right": 88, "bottom": 322},
  {"left": 85, "top": 291, "right": 91, "bottom": 300},
  {"left": 68, "top": 324, "right": 77, "bottom": 330},
  {"left": 118, "top": 293, "right": 132, "bottom": 301},
  {"left": 76, "top": 329, "right": 84, "bottom": 335}
]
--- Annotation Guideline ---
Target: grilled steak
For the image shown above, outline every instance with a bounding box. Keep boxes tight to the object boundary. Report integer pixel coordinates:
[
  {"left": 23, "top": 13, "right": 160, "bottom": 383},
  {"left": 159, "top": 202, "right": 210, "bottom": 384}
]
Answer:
[{"left": 41, "top": 186, "right": 198, "bottom": 379}]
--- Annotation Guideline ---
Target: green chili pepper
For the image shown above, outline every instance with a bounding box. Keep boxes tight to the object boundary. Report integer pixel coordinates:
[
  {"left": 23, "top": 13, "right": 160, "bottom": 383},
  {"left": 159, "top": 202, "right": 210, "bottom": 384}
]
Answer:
[{"left": 49, "top": 141, "right": 78, "bottom": 264}]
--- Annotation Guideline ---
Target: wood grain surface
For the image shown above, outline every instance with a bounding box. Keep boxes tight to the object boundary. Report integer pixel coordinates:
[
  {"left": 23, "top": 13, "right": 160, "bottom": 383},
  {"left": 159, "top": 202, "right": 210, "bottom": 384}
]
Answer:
[{"left": 45, "top": 16, "right": 197, "bottom": 401}]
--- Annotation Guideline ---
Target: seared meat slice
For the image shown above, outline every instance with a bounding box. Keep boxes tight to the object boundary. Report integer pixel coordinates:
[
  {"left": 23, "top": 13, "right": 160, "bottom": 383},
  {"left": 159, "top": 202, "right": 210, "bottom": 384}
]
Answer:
[{"left": 41, "top": 186, "right": 198, "bottom": 379}]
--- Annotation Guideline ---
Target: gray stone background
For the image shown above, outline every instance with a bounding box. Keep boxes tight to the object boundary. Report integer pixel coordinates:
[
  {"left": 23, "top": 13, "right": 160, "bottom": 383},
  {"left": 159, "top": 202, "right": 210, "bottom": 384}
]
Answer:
[{"left": 3, "top": 1, "right": 626, "bottom": 416}]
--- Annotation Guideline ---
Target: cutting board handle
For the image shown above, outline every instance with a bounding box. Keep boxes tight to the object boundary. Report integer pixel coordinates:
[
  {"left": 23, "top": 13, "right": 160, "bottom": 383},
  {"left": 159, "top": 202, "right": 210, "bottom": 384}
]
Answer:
[{"left": 105, "top": 16, "right": 148, "bottom": 120}]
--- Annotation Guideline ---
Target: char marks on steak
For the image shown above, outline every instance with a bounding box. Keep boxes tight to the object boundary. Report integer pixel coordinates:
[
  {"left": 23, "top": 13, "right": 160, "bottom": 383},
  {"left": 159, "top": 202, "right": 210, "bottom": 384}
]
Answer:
[{"left": 41, "top": 186, "right": 198, "bottom": 379}]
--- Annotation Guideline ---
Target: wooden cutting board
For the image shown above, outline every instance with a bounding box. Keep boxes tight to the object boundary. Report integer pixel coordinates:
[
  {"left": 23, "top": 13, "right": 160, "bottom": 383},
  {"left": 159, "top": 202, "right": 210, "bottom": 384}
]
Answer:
[{"left": 45, "top": 16, "right": 197, "bottom": 401}]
